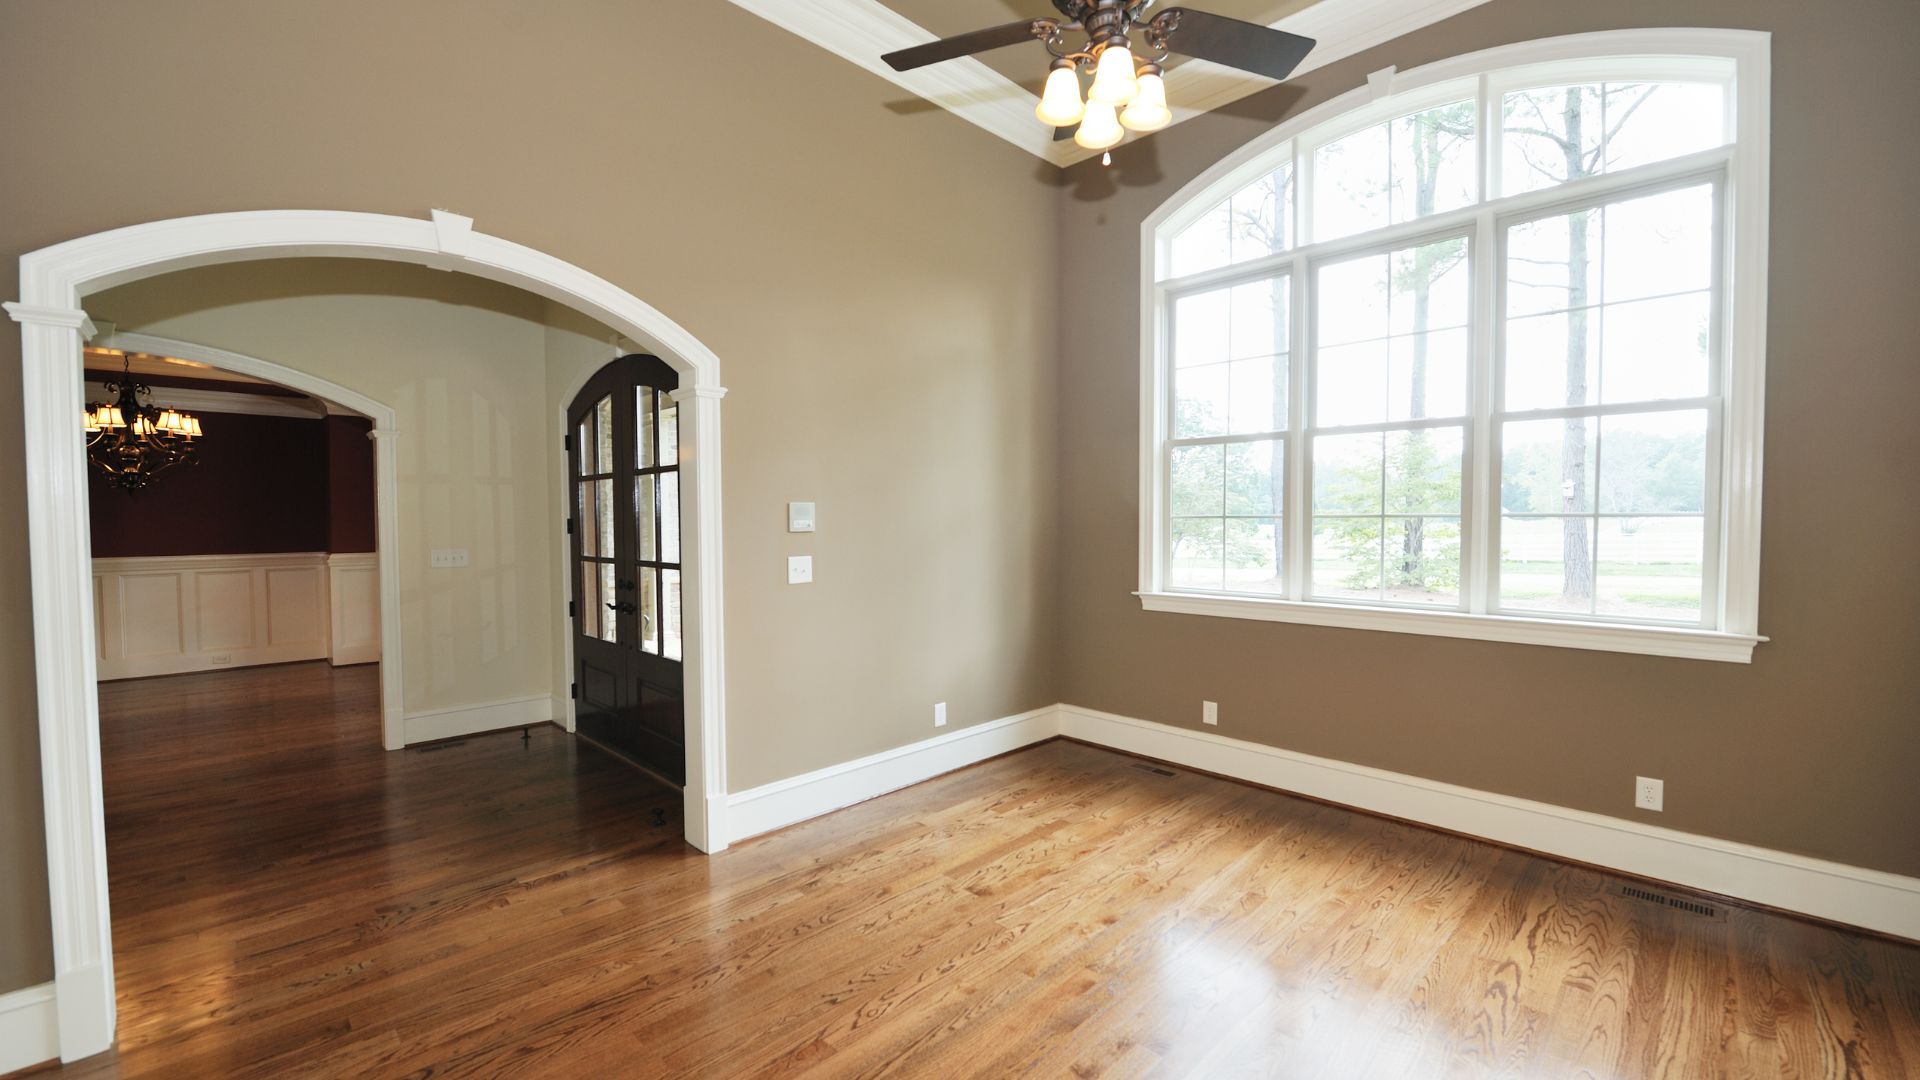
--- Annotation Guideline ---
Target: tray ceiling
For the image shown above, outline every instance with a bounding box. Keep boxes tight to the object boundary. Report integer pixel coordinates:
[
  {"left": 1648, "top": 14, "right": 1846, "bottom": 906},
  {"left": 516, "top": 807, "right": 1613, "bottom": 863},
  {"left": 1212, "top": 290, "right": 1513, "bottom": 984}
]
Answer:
[
  {"left": 883, "top": 0, "right": 1318, "bottom": 97},
  {"left": 727, "top": 0, "right": 1494, "bottom": 167}
]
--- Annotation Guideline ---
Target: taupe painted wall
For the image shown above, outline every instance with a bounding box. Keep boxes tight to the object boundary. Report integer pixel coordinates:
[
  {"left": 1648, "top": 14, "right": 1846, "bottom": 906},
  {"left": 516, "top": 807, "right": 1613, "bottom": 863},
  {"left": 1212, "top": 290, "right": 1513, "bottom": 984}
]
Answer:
[
  {"left": 1056, "top": 0, "right": 1920, "bottom": 878},
  {"left": 0, "top": 2, "right": 1058, "bottom": 993},
  {"left": 4, "top": 0, "right": 1916, "bottom": 1004}
]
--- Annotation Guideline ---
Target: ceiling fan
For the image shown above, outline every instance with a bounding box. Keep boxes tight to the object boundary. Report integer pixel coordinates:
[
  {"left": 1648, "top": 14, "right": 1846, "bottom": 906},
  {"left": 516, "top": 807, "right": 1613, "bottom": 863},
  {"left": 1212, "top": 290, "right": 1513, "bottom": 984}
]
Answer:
[{"left": 881, "top": 0, "right": 1316, "bottom": 154}]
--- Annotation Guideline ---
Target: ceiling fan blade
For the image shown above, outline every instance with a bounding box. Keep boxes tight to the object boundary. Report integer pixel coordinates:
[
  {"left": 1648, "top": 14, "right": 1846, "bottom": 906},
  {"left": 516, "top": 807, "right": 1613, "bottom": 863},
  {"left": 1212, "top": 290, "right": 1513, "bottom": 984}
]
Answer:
[
  {"left": 881, "top": 20, "right": 1049, "bottom": 72},
  {"left": 1156, "top": 9, "right": 1316, "bottom": 82}
]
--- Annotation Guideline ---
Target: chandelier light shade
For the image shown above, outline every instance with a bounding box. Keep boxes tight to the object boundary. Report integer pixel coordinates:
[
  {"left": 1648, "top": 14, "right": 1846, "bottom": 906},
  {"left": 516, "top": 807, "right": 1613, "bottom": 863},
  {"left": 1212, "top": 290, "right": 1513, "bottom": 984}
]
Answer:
[
  {"left": 83, "top": 353, "right": 204, "bottom": 492},
  {"left": 1120, "top": 63, "right": 1171, "bottom": 131}
]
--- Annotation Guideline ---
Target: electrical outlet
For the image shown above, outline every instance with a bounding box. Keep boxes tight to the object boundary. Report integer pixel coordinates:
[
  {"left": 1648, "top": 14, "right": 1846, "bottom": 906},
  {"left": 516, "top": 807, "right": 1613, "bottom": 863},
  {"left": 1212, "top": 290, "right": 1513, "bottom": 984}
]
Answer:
[
  {"left": 933, "top": 702, "right": 947, "bottom": 728},
  {"left": 1202, "top": 700, "right": 1218, "bottom": 726},
  {"left": 1635, "top": 776, "right": 1664, "bottom": 812},
  {"left": 209, "top": 653, "right": 232, "bottom": 666},
  {"left": 787, "top": 555, "right": 813, "bottom": 584},
  {"left": 430, "top": 548, "right": 469, "bottom": 568}
]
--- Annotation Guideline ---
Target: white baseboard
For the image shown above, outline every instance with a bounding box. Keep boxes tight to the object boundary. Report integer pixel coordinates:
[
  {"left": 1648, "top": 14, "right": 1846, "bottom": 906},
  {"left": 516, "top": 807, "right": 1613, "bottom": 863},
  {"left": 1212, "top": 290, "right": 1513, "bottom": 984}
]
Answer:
[
  {"left": 0, "top": 982, "right": 59, "bottom": 1074},
  {"left": 726, "top": 704, "right": 1059, "bottom": 844},
  {"left": 1057, "top": 704, "right": 1920, "bottom": 941},
  {"left": 719, "top": 701, "right": 1919, "bottom": 939},
  {"left": 402, "top": 694, "right": 555, "bottom": 745}
]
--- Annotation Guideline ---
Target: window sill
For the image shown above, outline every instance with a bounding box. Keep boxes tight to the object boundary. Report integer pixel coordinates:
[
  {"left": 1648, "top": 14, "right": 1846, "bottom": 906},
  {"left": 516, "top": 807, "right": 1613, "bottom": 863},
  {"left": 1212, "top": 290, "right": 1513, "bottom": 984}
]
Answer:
[{"left": 1134, "top": 591, "right": 1765, "bottom": 663}]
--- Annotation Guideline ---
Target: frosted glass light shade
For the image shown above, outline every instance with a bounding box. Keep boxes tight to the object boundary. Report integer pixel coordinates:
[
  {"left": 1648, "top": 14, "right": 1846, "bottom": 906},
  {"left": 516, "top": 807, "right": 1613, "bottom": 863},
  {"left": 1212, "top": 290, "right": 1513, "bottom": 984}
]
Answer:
[
  {"left": 1074, "top": 100, "right": 1124, "bottom": 150},
  {"left": 1035, "top": 62, "right": 1084, "bottom": 127},
  {"left": 1121, "top": 70, "right": 1171, "bottom": 131},
  {"left": 1087, "top": 42, "right": 1138, "bottom": 105}
]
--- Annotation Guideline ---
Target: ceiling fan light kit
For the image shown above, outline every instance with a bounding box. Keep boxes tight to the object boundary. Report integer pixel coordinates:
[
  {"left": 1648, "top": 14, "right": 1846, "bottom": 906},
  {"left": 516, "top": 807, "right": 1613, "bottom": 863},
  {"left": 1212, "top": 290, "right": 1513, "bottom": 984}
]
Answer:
[{"left": 882, "top": 0, "right": 1315, "bottom": 156}]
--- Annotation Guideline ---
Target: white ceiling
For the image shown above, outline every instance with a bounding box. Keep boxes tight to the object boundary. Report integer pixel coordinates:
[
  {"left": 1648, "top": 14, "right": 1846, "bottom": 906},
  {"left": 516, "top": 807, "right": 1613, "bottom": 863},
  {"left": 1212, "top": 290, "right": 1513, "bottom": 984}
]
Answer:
[{"left": 727, "top": 0, "right": 1493, "bottom": 167}]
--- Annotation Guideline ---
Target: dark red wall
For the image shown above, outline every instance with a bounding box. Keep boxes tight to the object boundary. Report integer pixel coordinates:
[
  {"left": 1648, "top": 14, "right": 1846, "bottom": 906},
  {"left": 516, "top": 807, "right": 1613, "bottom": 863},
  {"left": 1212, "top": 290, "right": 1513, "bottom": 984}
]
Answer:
[
  {"left": 89, "top": 410, "right": 376, "bottom": 558},
  {"left": 89, "top": 411, "right": 329, "bottom": 557},
  {"left": 326, "top": 415, "right": 376, "bottom": 553}
]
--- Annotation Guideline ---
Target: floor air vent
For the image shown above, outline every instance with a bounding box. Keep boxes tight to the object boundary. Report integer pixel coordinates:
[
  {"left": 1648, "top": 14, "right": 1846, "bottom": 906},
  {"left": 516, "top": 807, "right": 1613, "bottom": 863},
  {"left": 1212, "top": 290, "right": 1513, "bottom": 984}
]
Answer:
[
  {"left": 1129, "top": 762, "right": 1177, "bottom": 778},
  {"left": 414, "top": 740, "right": 465, "bottom": 753},
  {"left": 1620, "top": 884, "right": 1721, "bottom": 918}
]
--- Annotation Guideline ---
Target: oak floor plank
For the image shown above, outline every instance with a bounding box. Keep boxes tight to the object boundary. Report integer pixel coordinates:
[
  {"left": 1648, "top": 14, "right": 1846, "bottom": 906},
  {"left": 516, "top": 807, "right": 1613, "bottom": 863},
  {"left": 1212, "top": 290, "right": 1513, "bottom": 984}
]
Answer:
[{"left": 27, "top": 661, "right": 1918, "bottom": 1080}]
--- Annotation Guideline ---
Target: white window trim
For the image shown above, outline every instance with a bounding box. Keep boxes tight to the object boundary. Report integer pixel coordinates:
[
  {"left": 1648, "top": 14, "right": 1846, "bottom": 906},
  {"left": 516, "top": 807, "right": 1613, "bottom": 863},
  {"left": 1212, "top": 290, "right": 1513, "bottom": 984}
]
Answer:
[{"left": 1138, "top": 28, "right": 1770, "bottom": 663}]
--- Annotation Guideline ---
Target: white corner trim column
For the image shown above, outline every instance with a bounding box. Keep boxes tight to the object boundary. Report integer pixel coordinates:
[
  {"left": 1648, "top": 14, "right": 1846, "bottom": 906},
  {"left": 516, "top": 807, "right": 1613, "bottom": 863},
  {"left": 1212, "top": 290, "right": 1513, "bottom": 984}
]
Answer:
[
  {"left": 367, "top": 426, "right": 406, "bottom": 750},
  {"left": 671, "top": 384, "right": 729, "bottom": 852},
  {"left": 3, "top": 300, "right": 116, "bottom": 1062}
]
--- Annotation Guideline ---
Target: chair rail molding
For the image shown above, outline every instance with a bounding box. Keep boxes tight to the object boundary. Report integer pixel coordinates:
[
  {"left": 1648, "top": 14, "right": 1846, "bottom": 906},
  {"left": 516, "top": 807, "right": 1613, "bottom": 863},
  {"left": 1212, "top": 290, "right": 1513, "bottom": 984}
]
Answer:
[{"left": 8, "top": 208, "right": 733, "bottom": 1063}]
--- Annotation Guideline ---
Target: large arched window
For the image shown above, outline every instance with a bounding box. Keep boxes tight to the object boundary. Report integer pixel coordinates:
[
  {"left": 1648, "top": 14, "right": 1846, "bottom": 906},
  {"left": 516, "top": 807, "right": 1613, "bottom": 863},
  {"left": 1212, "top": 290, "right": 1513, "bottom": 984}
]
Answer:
[{"left": 1139, "top": 30, "right": 1769, "bottom": 662}]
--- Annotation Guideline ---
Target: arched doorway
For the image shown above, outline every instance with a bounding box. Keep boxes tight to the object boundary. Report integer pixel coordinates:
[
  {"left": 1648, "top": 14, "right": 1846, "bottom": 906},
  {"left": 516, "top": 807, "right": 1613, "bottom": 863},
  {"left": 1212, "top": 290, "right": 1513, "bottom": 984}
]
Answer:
[{"left": 5, "top": 209, "right": 732, "bottom": 1063}]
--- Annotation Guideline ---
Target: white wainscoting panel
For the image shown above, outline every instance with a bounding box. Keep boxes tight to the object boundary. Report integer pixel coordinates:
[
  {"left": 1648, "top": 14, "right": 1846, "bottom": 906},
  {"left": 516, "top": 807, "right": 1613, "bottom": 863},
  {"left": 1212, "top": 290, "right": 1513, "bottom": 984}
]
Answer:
[
  {"left": 327, "top": 552, "right": 380, "bottom": 666},
  {"left": 0, "top": 981, "right": 59, "bottom": 1075},
  {"left": 93, "top": 553, "right": 332, "bottom": 680}
]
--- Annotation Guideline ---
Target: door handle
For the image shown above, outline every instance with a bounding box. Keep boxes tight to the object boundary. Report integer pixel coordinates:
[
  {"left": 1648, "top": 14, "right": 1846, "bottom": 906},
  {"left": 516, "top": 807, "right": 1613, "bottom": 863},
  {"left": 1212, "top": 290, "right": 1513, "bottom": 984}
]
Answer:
[{"left": 606, "top": 601, "right": 638, "bottom": 615}]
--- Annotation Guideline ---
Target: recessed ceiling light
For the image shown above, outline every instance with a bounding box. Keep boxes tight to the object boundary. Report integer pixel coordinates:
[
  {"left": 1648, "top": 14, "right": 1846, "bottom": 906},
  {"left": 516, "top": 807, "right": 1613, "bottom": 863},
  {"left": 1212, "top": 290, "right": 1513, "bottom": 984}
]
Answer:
[{"left": 162, "top": 356, "right": 210, "bottom": 369}]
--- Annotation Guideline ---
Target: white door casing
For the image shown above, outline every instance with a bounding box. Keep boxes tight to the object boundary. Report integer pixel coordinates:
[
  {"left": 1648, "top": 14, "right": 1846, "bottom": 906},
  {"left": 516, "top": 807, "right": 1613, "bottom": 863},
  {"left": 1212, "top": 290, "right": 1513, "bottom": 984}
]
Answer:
[{"left": 5, "top": 209, "right": 732, "bottom": 1063}]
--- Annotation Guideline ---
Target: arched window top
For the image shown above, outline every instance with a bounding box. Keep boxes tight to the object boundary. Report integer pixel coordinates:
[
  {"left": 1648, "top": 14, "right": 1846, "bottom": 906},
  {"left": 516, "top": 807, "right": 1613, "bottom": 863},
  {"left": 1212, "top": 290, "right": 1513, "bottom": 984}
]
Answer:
[
  {"left": 1152, "top": 30, "right": 1763, "bottom": 283},
  {"left": 1137, "top": 30, "right": 1771, "bottom": 663}
]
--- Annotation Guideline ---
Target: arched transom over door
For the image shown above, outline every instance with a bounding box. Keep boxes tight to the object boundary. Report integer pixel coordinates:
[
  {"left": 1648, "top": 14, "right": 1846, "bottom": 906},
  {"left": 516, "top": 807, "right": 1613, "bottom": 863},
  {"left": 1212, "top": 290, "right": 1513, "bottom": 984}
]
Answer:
[{"left": 568, "top": 355, "right": 685, "bottom": 784}]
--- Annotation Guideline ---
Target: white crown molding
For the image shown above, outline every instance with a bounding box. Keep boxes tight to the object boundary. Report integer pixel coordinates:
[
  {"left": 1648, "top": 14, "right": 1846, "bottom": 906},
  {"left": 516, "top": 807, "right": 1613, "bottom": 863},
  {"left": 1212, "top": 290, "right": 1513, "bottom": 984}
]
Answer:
[
  {"left": 83, "top": 380, "right": 327, "bottom": 420},
  {"left": 725, "top": 0, "right": 1495, "bottom": 167},
  {"left": 728, "top": 0, "right": 1066, "bottom": 164}
]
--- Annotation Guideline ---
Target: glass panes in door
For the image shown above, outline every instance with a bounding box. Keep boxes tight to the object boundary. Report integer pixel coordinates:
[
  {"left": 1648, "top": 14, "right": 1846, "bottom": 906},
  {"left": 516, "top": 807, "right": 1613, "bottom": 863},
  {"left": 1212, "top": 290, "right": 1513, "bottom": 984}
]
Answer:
[
  {"left": 634, "top": 385, "right": 681, "bottom": 657},
  {"left": 576, "top": 394, "right": 617, "bottom": 643}
]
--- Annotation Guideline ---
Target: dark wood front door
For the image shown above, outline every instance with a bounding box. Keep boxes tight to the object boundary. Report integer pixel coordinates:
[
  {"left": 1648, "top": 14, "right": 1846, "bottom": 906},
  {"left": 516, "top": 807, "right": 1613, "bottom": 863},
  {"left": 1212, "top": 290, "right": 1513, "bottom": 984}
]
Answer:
[{"left": 567, "top": 355, "right": 685, "bottom": 785}]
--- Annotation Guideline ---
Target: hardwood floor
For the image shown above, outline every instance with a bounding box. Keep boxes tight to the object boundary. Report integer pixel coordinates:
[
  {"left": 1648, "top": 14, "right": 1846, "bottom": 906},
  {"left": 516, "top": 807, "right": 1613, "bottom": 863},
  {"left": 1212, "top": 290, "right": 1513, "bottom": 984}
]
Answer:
[{"left": 31, "top": 662, "right": 1920, "bottom": 1078}]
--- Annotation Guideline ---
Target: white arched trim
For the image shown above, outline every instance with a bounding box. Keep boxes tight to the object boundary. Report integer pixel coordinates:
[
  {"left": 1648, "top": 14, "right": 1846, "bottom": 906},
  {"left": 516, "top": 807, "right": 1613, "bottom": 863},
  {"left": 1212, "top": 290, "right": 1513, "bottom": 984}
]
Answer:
[
  {"left": 96, "top": 331, "right": 408, "bottom": 751},
  {"left": 6, "top": 209, "right": 732, "bottom": 1064},
  {"left": 1135, "top": 28, "right": 1771, "bottom": 663}
]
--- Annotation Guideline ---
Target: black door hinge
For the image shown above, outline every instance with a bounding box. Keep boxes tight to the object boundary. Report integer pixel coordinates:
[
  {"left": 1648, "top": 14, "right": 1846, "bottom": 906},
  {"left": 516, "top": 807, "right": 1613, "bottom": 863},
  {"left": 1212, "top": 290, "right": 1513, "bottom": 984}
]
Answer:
[
  {"left": 570, "top": 682, "right": 578, "bottom": 700},
  {"left": 568, "top": 599, "right": 576, "bottom": 617},
  {"left": 566, "top": 519, "right": 574, "bottom": 535},
  {"left": 563, "top": 433, "right": 572, "bottom": 452}
]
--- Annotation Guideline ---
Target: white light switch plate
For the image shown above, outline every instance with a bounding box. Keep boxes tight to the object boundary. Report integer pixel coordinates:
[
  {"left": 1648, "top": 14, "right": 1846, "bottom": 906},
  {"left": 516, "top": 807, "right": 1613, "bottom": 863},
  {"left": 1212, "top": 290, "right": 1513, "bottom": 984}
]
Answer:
[
  {"left": 430, "top": 549, "right": 469, "bottom": 568},
  {"left": 788, "top": 501, "right": 816, "bottom": 533},
  {"left": 787, "top": 555, "right": 813, "bottom": 584}
]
